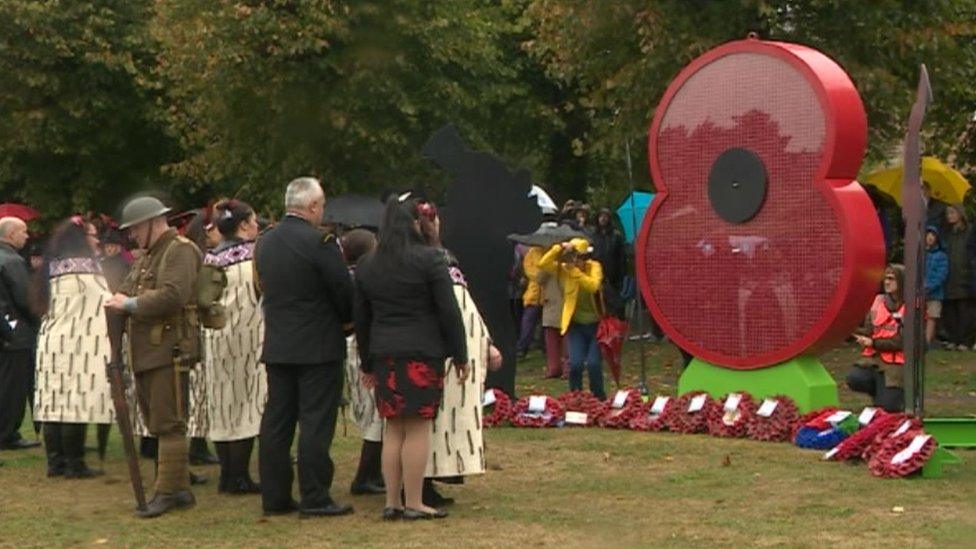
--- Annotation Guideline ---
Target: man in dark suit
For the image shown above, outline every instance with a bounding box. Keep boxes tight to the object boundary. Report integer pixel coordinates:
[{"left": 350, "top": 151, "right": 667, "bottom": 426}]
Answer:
[
  {"left": 255, "top": 177, "right": 355, "bottom": 518},
  {"left": 0, "top": 217, "right": 41, "bottom": 450}
]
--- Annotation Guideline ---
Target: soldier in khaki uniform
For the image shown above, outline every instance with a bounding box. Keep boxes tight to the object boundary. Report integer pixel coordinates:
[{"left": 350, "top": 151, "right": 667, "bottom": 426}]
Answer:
[{"left": 105, "top": 196, "right": 202, "bottom": 518}]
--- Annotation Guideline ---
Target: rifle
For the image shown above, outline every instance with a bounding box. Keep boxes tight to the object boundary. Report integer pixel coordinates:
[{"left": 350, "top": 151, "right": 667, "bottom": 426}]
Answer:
[{"left": 105, "top": 310, "right": 148, "bottom": 512}]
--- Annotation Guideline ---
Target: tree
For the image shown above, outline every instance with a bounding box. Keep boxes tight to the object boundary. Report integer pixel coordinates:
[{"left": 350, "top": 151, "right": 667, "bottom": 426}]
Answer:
[
  {"left": 153, "top": 0, "right": 560, "bottom": 214},
  {"left": 524, "top": 0, "right": 976, "bottom": 207},
  {"left": 0, "top": 0, "right": 175, "bottom": 222}
]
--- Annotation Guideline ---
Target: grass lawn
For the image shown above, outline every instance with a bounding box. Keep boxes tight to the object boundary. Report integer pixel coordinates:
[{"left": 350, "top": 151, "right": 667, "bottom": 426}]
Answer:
[{"left": 1, "top": 342, "right": 973, "bottom": 548}]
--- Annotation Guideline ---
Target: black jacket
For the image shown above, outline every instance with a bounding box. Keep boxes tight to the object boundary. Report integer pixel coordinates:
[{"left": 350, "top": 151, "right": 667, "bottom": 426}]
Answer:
[
  {"left": 592, "top": 227, "right": 626, "bottom": 288},
  {"left": 354, "top": 245, "right": 467, "bottom": 371},
  {"left": 0, "top": 242, "right": 39, "bottom": 351},
  {"left": 255, "top": 215, "right": 353, "bottom": 365}
]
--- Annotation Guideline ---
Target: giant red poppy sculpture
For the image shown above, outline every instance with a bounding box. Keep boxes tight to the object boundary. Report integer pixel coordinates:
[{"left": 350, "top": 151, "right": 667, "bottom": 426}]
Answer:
[{"left": 635, "top": 37, "right": 886, "bottom": 411}]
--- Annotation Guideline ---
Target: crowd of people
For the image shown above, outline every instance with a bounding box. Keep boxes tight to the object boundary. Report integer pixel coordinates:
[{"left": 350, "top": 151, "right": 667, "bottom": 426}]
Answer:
[{"left": 0, "top": 177, "right": 512, "bottom": 521}]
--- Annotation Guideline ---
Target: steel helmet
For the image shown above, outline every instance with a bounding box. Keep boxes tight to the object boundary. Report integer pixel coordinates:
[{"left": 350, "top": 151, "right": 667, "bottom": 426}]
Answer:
[{"left": 118, "top": 196, "right": 172, "bottom": 230}]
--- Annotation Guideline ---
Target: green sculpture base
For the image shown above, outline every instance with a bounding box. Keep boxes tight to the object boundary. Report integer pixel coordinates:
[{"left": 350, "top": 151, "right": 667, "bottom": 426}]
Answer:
[{"left": 678, "top": 356, "right": 839, "bottom": 414}]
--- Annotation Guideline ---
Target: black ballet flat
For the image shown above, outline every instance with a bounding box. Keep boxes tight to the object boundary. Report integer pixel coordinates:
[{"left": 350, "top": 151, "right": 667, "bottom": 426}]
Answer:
[
  {"left": 402, "top": 507, "right": 448, "bottom": 521},
  {"left": 382, "top": 507, "right": 403, "bottom": 521}
]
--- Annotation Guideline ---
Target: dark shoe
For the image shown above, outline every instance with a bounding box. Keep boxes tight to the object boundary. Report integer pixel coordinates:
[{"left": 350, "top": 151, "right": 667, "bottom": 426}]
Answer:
[
  {"left": 263, "top": 500, "right": 299, "bottom": 517},
  {"left": 189, "top": 472, "right": 208, "bottom": 486},
  {"left": 0, "top": 439, "right": 41, "bottom": 450},
  {"left": 136, "top": 490, "right": 196, "bottom": 518},
  {"left": 64, "top": 460, "right": 104, "bottom": 479},
  {"left": 402, "top": 507, "right": 448, "bottom": 520},
  {"left": 351, "top": 481, "right": 386, "bottom": 495},
  {"left": 298, "top": 502, "right": 354, "bottom": 519},
  {"left": 423, "top": 479, "right": 454, "bottom": 507},
  {"left": 382, "top": 507, "right": 403, "bottom": 521},
  {"left": 224, "top": 477, "right": 261, "bottom": 495},
  {"left": 47, "top": 458, "right": 66, "bottom": 478}
]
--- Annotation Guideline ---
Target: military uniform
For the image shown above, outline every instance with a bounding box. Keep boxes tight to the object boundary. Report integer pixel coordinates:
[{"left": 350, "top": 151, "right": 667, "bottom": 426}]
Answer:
[{"left": 117, "top": 228, "right": 202, "bottom": 501}]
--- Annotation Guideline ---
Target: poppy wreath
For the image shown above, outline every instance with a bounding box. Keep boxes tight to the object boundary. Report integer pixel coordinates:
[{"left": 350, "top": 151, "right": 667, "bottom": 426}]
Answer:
[
  {"left": 706, "top": 392, "right": 757, "bottom": 438},
  {"left": 598, "top": 388, "right": 645, "bottom": 429},
  {"left": 510, "top": 396, "right": 565, "bottom": 428},
  {"left": 863, "top": 416, "right": 923, "bottom": 460},
  {"left": 666, "top": 391, "right": 714, "bottom": 434},
  {"left": 629, "top": 397, "right": 676, "bottom": 432},
  {"left": 868, "top": 429, "right": 937, "bottom": 478},
  {"left": 824, "top": 411, "right": 898, "bottom": 461},
  {"left": 482, "top": 389, "right": 513, "bottom": 428},
  {"left": 790, "top": 406, "right": 838, "bottom": 441},
  {"left": 557, "top": 391, "right": 607, "bottom": 427},
  {"left": 793, "top": 408, "right": 851, "bottom": 450},
  {"left": 745, "top": 395, "right": 799, "bottom": 442}
]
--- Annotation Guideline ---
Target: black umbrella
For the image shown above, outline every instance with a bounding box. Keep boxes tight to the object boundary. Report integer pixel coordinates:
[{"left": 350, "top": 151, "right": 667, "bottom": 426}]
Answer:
[
  {"left": 322, "top": 194, "right": 384, "bottom": 229},
  {"left": 507, "top": 223, "right": 586, "bottom": 247}
]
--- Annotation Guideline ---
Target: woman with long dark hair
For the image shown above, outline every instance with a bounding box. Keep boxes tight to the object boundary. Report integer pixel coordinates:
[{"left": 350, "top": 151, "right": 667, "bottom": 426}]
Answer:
[
  {"left": 354, "top": 195, "right": 467, "bottom": 521},
  {"left": 31, "top": 216, "right": 112, "bottom": 478},
  {"left": 202, "top": 199, "right": 266, "bottom": 494}
]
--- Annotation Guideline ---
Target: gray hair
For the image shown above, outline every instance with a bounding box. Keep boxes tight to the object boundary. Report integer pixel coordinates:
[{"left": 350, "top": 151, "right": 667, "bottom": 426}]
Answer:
[
  {"left": 0, "top": 217, "right": 25, "bottom": 239},
  {"left": 284, "top": 177, "right": 324, "bottom": 210}
]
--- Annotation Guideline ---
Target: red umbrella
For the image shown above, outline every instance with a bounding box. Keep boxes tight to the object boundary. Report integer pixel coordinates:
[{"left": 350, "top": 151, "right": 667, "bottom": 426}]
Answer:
[
  {"left": 0, "top": 203, "right": 39, "bottom": 221},
  {"left": 596, "top": 314, "right": 628, "bottom": 386}
]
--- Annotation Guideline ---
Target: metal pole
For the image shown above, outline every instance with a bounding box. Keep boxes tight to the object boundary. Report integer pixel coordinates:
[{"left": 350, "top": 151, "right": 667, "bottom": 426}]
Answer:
[{"left": 625, "top": 138, "right": 649, "bottom": 395}]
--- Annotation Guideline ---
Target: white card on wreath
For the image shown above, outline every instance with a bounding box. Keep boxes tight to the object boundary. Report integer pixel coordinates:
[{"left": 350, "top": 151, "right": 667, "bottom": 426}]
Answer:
[
  {"left": 756, "top": 399, "right": 778, "bottom": 418},
  {"left": 891, "top": 434, "right": 931, "bottom": 465},
  {"left": 689, "top": 394, "right": 707, "bottom": 413},
  {"left": 823, "top": 447, "right": 839, "bottom": 460},
  {"left": 825, "top": 410, "right": 852, "bottom": 426},
  {"left": 528, "top": 395, "right": 547, "bottom": 413},
  {"left": 565, "top": 411, "right": 588, "bottom": 425},
  {"left": 724, "top": 393, "right": 742, "bottom": 412},
  {"left": 858, "top": 407, "right": 877, "bottom": 426},
  {"left": 612, "top": 390, "right": 629, "bottom": 409},
  {"left": 483, "top": 389, "right": 496, "bottom": 407},
  {"left": 651, "top": 396, "right": 670, "bottom": 415},
  {"left": 893, "top": 420, "right": 913, "bottom": 437}
]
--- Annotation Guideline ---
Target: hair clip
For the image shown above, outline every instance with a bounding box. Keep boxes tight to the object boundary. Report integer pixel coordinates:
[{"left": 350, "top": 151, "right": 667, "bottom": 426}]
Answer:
[
  {"left": 398, "top": 191, "right": 413, "bottom": 203},
  {"left": 221, "top": 209, "right": 233, "bottom": 219}
]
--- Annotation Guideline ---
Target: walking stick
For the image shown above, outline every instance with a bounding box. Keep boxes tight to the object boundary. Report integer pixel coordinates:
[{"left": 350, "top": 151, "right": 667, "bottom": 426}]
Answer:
[{"left": 105, "top": 310, "right": 148, "bottom": 512}]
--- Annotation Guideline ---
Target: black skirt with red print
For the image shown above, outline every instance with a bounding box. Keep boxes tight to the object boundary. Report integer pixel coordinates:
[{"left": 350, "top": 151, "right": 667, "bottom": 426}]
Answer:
[{"left": 371, "top": 356, "right": 445, "bottom": 419}]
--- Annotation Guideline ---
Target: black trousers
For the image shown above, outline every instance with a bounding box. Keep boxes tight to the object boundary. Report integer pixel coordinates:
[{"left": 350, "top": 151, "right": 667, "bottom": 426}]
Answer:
[
  {"left": 0, "top": 350, "right": 33, "bottom": 444},
  {"left": 942, "top": 298, "right": 975, "bottom": 347},
  {"left": 259, "top": 362, "right": 342, "bottom": 511},
  {"left": 846, "top": 365, "right": 904, "bottom": 413}
]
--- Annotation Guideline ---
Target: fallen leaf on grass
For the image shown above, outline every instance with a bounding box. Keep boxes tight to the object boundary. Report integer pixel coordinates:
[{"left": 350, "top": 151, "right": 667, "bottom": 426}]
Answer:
[
  {"left": 93, "top": 539, "right": 109, "bottom": 545},
  {"left": 664, "top": 455, "right": 674, "bottom": 462},
  {"left": 892, "top": 506, "right": 905, "bottom": 514},
  {"left": 721, "top": 455, "right": 731, "bottom": 467},
  {"left": 603, "top": 452, "right": 611, "bottom": 462}
]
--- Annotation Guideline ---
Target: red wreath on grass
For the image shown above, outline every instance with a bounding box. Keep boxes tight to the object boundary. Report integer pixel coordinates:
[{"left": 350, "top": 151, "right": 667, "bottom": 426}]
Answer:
[
  {"left": 557, "top": 391, "right": 607, "bottom": 427},
  {"left": 629, "top": 396, "right": 677, "bottom": 432},
  {"left": 868, "top": 429, "right": 937, "bottom": 478},
  {"left": 862, "top": 416, "right": 923, "bottom": 460},
  {"left": 745, "top": 395, "right": 799, "bottom": 442},
  {"left": 706, "top": 392, "right": 757, "bottom": 438},
  {"left": 666, "top": 391, "right": 714, "bottom": 434},
  {"left": 598, "top": 388, "right": 645, "bottom": 429},
  {"left": 790, "top": 406, "right": 839, "bottom": 440},
  {"left": 482, "top": 389, "right": 513, "bottom": 428},
  {"left": 824, "top": 410, "right": 897, "bottom": 461},
  {"left": 510, "top": 396, "right": 565, "bottom": 428}
]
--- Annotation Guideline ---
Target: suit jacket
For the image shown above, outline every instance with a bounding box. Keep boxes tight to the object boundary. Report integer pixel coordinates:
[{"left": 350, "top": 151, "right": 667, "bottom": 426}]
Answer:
[
  {"left": 118, "top": 229, "right": 202, "bottom": 372},
  {"left": 255, "top": 215, "right": 353, "bottom": 365},
  {"left": 0, "top": 242, "right": 39, "bottom": 351},
  {"left": 354, "top": 245, "right": 467, "bottom": 371}
]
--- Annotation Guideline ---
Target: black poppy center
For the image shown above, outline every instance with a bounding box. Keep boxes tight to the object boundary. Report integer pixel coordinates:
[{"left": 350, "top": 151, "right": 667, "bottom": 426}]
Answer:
[{"left": 707, "top": 147, "right": 767, "bottom": 224}]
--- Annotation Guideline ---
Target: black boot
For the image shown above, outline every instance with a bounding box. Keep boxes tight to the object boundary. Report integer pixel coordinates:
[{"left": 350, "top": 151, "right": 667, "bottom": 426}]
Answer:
[
  {"left": 189, "top": 437, "right": 219, "bottom": 466},
  {"left": 215, "top": 441, "right": 230, "bottom": 493},
  {"left": 43, "top": 423, "right": 66, "bottom": 477},
  {"left": 62, "top": 424, "right": 103, "bottom": 479},
  {"left": 222, "top": 438, "right": 260, "bottom": 495},
  {"left": 140, "top": 437, "right": 158, "bottom": 460},
  {"left": 350, "top": 441, "right": 384, "bottom": 495},
  {"left": 423, "top": 478, "right": 454, "bottom": 507}
]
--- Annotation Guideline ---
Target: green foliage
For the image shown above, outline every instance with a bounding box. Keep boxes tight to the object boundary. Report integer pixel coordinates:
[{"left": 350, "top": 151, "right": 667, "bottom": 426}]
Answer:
[
  {"left": 524, "top": 0, "right": 976, "bottom": 207},
  {"left": 0, "top": 0, "right": 175, "bottom": 221},
  {"left": 153, "top": 0, "right": 558, "bottom": 215},
  {"left": 0, "top": 0, "right": 973, "bottom": 221}
]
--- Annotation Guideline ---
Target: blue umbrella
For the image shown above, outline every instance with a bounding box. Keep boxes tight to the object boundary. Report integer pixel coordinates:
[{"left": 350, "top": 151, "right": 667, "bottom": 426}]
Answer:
[{"left": 616, "top": 191, "right": 655, "bottom": 244}]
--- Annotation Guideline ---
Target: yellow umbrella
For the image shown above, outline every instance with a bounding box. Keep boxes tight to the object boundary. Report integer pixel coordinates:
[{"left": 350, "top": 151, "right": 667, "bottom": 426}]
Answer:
[{"left": 864, "top": 156, "right": 971, "bottom": 205}]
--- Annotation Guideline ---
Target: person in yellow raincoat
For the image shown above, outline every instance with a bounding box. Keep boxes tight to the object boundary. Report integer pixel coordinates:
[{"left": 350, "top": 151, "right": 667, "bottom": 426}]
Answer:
[{"left": 538, "top": 238, "right": 605, "bottom": 399}]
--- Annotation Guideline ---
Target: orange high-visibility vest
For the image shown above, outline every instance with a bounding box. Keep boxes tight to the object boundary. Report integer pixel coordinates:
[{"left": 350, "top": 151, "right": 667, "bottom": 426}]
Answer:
[{"left": 861, "top": 295, "right": 905, "bottom": 365}]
